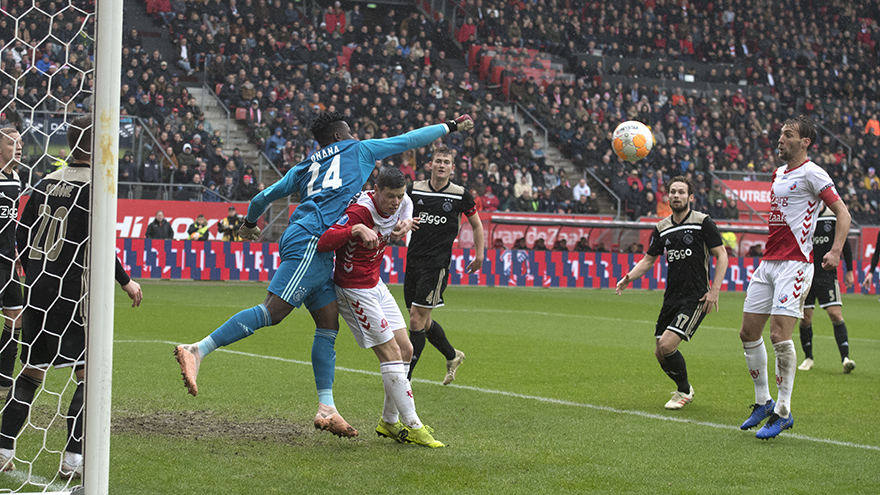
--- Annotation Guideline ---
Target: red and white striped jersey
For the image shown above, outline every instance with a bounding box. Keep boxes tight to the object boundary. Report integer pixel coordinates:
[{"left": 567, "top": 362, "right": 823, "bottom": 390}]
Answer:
[
  {"left": 764, "top": 160, "right": 840, "bottom": 262},
  {"left": 318, "top": 191, "right": 413, "bottom": 289}
]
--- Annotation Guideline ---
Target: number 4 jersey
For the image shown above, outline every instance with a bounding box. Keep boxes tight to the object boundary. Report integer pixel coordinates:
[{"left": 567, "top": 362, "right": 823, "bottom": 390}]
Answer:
[{"left": 16, "top": 164, "right": 90, "bottom": 313}]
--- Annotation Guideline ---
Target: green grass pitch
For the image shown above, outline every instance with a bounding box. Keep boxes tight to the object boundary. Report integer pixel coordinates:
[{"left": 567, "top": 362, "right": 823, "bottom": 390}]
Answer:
[{"left": 4, "top": 281, "right": 880, "bottom": 493}]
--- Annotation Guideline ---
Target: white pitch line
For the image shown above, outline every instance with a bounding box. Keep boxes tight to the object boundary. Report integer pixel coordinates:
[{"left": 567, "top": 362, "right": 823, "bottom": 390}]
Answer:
[
  {"left": 440, "top": 308, "right": 880, "bottom": 344},
  {"left": 133, "top": 339, "right": 880, "bottom": 452},
  {"left": 1, "top": 468, "right": 72, "bottom": 493}
]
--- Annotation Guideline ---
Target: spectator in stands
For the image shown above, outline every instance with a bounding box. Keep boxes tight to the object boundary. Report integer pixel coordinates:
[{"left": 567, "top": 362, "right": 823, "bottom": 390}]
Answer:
[
  {"left": 538, "top": 188, "right": 557, "bottom": 213},
  {"left": 572, "top": 193, "right": 592, "bottom": 215},
  {"left": 552, "top": 238, "right": 568, "bottom": 251},
  {"left": 146, "top": 210, "right": 174, "bottom": 239},
  {"left": 235, "top": 173, "right": 258, "bottom": 201},
  {"left": 516, "top": 188, "right": 538, "bottom": 212},
  {"left": 481, "top": 186, "right": 499, "bottom": 212},
  {"left": 118, "top": 151, "right": 138, "bottom": 197},
  {"left": 176, "top": 143, "right": 196, "bottom": 172},
  {"left": 573, "top": 178, "right": 591, "bottom": 203},
  {"left": 532, "top": 238, "right": 548, "bottom": 250},
  {"left": 498, "top": 188, "right": 514, "bottom": 212}
]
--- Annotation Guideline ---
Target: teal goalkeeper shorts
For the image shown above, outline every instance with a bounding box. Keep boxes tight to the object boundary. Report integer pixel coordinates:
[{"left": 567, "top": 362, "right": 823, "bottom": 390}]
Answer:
[{"left": 268, "top": 225, "right": 336, "bottom": 310}]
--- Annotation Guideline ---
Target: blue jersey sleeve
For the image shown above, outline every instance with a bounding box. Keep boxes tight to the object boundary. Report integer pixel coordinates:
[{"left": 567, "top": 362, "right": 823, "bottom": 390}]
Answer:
[
  {"left": 357, "top": 124, "right": 448, "bottom": 181},
  {"left": 245, "top": 164, "right": 302, "bottom": 223}
]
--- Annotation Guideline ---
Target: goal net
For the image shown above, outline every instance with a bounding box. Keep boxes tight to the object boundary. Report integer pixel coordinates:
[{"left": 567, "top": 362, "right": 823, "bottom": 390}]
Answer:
[{"left": 0, "top": 0, "right": 121, "bottom": 493}]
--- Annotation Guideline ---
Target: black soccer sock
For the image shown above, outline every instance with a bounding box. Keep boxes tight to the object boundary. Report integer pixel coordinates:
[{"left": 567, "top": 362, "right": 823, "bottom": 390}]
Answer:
[
  {"left": 661, "top": 350, "right": 690, "bottom": 394},
  {"left": 425, "top": 320, "right": 456, "bottom": 361},
  {"left": 408, "top": 330, "right": 426, "bottom": 381},
  {"left": 0, "top": 373, "right": 41, "bottom": 450},
  {"left": 65, "top": 381, "right": 84, "bottom": 455},
  {"left": 833, "top": 321, "right": 850, "bottom": 361},
  {"left": 0, "top": 325, "right": 17, "bottom": 387},
  {"left": 799, "top": 324, "right": 813, "bottom": 359}
]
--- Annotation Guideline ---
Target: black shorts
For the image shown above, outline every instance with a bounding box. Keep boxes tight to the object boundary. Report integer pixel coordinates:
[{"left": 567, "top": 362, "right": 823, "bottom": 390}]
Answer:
[
  {"left": 655, "top": 299, "right": 707, "bottom": 342},
  {"left": 404, "top": 266, "right": 449, "bottom": 309},
  {"left": 20, "top": 305, "right": 85, "bottom": 369},
  {"left": 0, "top": 269, "right": 23, "bottom": 311},
  {"left": 804, "top": 276, "right": 841, "bottom": 309}
]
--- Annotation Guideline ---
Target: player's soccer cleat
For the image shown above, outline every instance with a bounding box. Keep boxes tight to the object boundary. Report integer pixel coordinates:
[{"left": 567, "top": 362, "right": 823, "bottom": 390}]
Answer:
[
  {"left": 399, "top": 424, "right": 444, "bottom": 448},
  {"left": 174, "top": 344, "right": 202, "bottom": 396},
  {"left": 755, "top": 413, "right": 794, "bottom": 439},
  {"left": 59, "top": 461, "right": 82, "bottom": 481},
  {"left": 798, "top": 358, "right": 814, "bottom": 371},
  {"left": 664, "top": 385, "right": 694, "bottom": 410},
  {"left": 843, "top": 357, "right": 856, "bottom": 374},
  {"left": 376, "top": 419, "right": 406, "bottom": 443},
  {"left": 0, "top": 453, "right": 14, "bottom": 472},
  {"left": 314, "top": 412, "right": 359, "bottom": 438},
  {"left": 443, "top": 349, "right": 465, "bottom": 385},
  {"left": 740, "top": 399, "right": 775, "bottom": 430}
]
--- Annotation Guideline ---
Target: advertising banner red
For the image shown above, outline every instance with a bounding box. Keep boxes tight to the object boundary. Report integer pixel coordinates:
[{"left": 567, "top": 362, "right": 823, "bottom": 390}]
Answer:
[
  {"left": 719, "top": 179, "right": 772, "bottom": 211},
  {"left": 116, "top": 199, "right": 255, "bottom": 240}
]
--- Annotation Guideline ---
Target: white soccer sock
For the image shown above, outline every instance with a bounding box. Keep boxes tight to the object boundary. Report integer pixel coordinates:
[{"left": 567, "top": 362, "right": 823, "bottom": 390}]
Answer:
[
  {"left": 773, "top": 340, "right": 796, "bottom": 418},
  {"left": 743, "top": 338, "right": 772, "bottom": 404},
  {"left": 381, "top": 382, "right": 399, "bottom": 424},
  {"left": 0, "top": 448, "right": 13, "bottom": 461},
  {"left": 380, "top": 361, "right": 421, "bottom": 429}
]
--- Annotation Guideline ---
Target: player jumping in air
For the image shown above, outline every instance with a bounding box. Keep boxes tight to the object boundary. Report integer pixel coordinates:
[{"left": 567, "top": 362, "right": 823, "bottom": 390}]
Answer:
[
  {"left": 615, "top": 176, "right": 728, "bottom": 410},
  {"left": 317, "top": 168, "right": 443, "bottom": 448},
  {"left": 405, "top": 146, "right": 484, "bottom": 385},
  {"left": 738, "top": 116, "right": 850, "bottom": 439},
  {"left": 797, "top": 206, "right": 856, "bottom": 373},
  {"left": 175, "top": 111, "right": 474, "bottom": 437}
]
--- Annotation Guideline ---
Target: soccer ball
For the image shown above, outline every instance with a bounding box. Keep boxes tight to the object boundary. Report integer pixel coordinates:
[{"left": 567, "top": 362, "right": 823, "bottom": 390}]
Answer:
[{"left": 612, "top": 121, "right": 653, "bottom": 162}]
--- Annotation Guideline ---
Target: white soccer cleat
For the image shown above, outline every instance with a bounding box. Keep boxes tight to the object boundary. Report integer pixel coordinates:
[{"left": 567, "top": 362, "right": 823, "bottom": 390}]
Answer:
[
  {"left": 0, "top": 453, "right": 14, "bottom": 473},
  {"left": 798, "top": 358, "right": 814, "bottom": 371},
  {"left": 174, "top": 344, "right": 202, "bottom": 396},
  {"left": 59, "top": 461, "right": 82, "bottom": 481},
  {"left": 664, "top": 386, "right": 694, "bottom": 410},
  {"left": 843, "top": 357, "right": 856, "bottom": 374},
  {"left": 443, "top": 349, "right": 465, "bottom": 385}
]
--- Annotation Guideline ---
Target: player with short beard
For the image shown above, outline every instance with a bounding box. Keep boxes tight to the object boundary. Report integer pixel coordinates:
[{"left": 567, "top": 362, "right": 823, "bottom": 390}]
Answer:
[
  {"left": 405, "top": 146, "right": 484, "bottom": 385},
  {"left": 738, "top": 115, "right": 850, "bottom": 439},
  {"left": 615, "top": 176, "right": 728, "bottom": 410},
  {"left": 317, "top": 168, "right": 443, "bottom": 448},
  {"left": 175, "top": 111, "right": 474, "bottom": 438}
]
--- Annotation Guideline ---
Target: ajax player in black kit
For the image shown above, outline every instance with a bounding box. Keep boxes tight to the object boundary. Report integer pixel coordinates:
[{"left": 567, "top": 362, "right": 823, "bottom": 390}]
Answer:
[
  {"left": 615, "top": 176, "right": 729, "bottom": 409},
  {"left": 405, "top": 146, "right": 484, "bottom": 384},
  {"left": 0, "top": 127, "right": 25, "bottom": 393},
  {"left": 0, "top": 116, "right": 142, "bottom": 480},
  {"left": 797, "top": 206, "right": 856, "bottom": 373}
]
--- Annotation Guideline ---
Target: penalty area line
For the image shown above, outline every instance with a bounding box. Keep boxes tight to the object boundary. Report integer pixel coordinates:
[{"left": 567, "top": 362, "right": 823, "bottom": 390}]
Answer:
[{"left": 134, "top": 339, "right": 880, "bottom": 452}]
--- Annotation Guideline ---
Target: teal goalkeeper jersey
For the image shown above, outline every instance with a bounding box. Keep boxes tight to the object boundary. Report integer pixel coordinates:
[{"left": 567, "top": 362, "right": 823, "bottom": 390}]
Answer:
[{"left": 246, "top": 124, "right": 448, "bottom": 236}]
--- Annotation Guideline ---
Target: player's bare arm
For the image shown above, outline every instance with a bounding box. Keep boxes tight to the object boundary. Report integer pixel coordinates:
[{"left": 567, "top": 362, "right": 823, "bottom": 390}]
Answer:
[
  {"left": 699, "top": 245, "right": 729, "bottom": 314},
  {"left": 466, "top": 212, "right": 484, "bottom": 273},
  {"left": 615, "top": 254, "right": 658, "bottom": 295},
  {"left": 121, "top": 280, "right": 143, "bottom": 308},
  {"left": 822, "top": 199, "right": 850, "bottom": 271}
]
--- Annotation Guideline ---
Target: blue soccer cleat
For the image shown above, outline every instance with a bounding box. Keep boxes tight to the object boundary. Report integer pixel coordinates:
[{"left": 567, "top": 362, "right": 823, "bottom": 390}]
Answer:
[
  {"left": 740, "top": 399, "right": 775, "bottom": 430},
  {"left": 756, "top": 413, "right": 794, "bottom": 439}
]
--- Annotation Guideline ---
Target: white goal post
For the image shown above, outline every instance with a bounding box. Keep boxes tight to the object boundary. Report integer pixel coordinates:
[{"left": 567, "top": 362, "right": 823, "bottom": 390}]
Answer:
[{"left": 83, "top": 0, "right": 123, "bottom": 494}]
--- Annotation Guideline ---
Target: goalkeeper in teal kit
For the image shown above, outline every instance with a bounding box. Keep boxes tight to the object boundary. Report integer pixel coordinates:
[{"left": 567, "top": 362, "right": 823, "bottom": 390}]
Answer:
[{"left": 176, "top": 112, "right": 474, "bottom": 437}]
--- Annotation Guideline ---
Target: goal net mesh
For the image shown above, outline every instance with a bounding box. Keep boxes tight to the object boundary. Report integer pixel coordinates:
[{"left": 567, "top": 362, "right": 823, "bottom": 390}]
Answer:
[{"left": 0, "top": 0, "right": 95, "bottom": 491}]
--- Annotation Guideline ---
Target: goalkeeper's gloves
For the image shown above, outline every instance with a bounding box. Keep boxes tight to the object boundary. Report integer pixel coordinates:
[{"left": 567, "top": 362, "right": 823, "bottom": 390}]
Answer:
[
  {"left": 447, "top": 114, "right": 474, "bottom": 133},
  {"left": 239, "top": 220, "right": 261, "bottom": 241}
]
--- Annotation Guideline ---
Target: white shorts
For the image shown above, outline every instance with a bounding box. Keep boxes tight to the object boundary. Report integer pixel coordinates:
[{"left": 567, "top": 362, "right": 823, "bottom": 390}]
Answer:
[
  {"left": 743, "top": 260, "right": 814, "bottom": 318},
  {"left": 335, "top": 281, "right": 406, "bottom": 349}
]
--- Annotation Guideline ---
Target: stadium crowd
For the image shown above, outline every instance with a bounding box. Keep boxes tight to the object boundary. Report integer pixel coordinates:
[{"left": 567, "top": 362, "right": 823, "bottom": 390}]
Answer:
[{"left": 2, "top": 0, "right": 880, "bottom": 225}]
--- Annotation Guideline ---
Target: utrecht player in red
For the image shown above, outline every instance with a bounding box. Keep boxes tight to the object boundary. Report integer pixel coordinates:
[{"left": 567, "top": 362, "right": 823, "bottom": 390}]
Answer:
[
  {"left": 738, "top": 116, "right": 851, "bottom": 439},
  {"left": 317, "top": 168, "right": 444, "bottom": 448}
]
